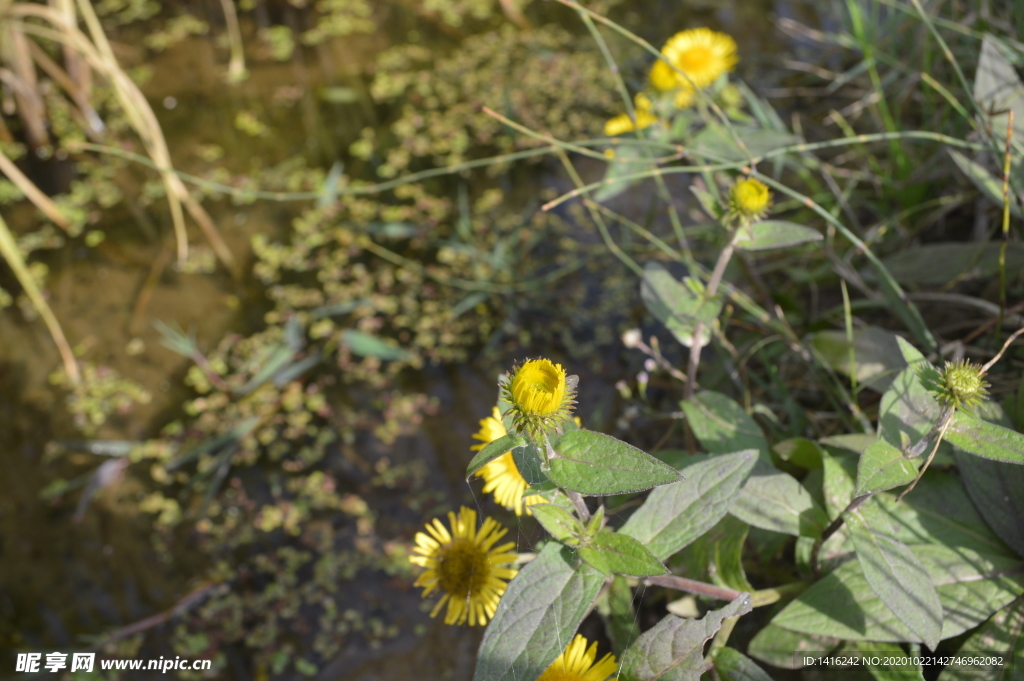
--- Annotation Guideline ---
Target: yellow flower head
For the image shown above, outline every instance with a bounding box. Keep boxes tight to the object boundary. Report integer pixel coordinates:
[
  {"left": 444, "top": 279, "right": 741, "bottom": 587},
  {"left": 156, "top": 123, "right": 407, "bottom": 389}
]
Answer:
[
  {"left": 727, "top": 177, "right": 772, "bottom": 223},
  {"left": 409, "top": 506, "right": 519, "bottom": 626},
  {"left": 536, "top": 634, "right": 618, "bottom": 681},
  {"left": 650, "top": 28, "right": 738, "bottom": 92},
  {"left": 503, "top": 358, "right": 577, "bottom": 436},
  {"left": 472, "top": 407, "right": 546, "bottom": 515},
  {"left": 604, "top": 93, "right": 658, "bottom": 136}
]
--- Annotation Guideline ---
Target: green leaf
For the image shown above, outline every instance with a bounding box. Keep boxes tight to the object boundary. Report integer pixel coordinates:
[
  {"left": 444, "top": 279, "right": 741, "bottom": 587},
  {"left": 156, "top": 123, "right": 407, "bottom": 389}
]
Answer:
[
  {"left": 619, "top": 450, "right": 758, "bottom": 560},
  {"left": 641, "top": 262, "right": 721, "bottom": 348},
  {"left": 877, "top": 363, "right": 943, "bottom": 451},
  {"left": 579, "top": 531, "right": 667, "bottom": 578},
  {"left": 822, "top": 448, "right": 857, "bottom": 520},
  {"left": 466, "top": 433, "right": 527, "bottom": 478},
  {"left": 975, "top": 34, "right": 1024, "bottom": 145},
  {"left": 937, "top": 599, "right": 1024, "bottom": 681},
  {"left": 771, "top": 551, "right": 1023, "bottom": 644},
  {"left": 730, "top": 463, "right": 830, "bottom": 538},
  {"left": 845, "top": 500, "right": 944, "bottom": 650},
  {"left": 512, "top": 442, "right": 549, "bottom": 486},
  {"left": 682, "top": 391, "right": 769, "bottom": 460},
  {"left": 856, "top": 438, "right": 919, "bottom": 496},
  {"left": 341, "top": 329, "right": 412, "bottom": 361},
  {"left": 472, "top": 543, "right": 606, "bottom": 681},
  {"left": 546, "top": 430, "right": 681, "bottom": 496},
  {"left": 810, "top": 327, "right": 907, "bottom": 393},
  {"left": 711, "top": 515, "right": 754, "bottom": 592},
  {"left": 747, "top": 623, "right": 841, "bottom": 670},
  {"left": 879, "top": 240, "right": 1024, "bottom": 286},
  {"left": 711, "top": 647, "right": 774, "bottom": 681},
  {"left": 692, "top": 123, "right": 798, "bottom": 162},
  {"left": 949, "top": 150, "right": 1024, "bottom": 219},
  {"left": 957, "top": 452, "right": 1024, "bottom": 559},
  {"left": 954, "top": 401, "right": 1024, "bottom": 558},
  {"left": 595, "top": 143, "right": 649, "bottom": 202},
  {"left": 689, "top": 185, "right": 721, "bottom": 220},
  {"left": 599, "top": 575, "right": 639, "bottom": 655},
  {"left": 772, "top": 473, "right": 1024, "bottom": 644},
  {"left": 530, "top": 504, "right": 580, "bottom": 543},
  {"left": 733, "top": 220, "right": 822, "bottom": 251},
  {"left": 618, "top": 594, "right": 753, "bottom": 681},
  {"left": 773, "top": 438, "right": 824, "bottom": 469},
  {"left": 946, "top": 410, "right": 1024, "bottom": 463}
]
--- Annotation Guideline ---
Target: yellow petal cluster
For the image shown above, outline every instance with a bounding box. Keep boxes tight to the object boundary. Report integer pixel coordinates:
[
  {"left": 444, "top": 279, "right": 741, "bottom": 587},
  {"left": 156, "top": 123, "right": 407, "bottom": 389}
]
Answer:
[
  {"left": 727, "top": 177, "right": 772, "bottom": 222},
  {"left": 510, "top": 359, "right": 568, "bottom": 417},
  {"left": 472, "top": 407, "right": 545, "bottom": 515},
  {"left": 650, "top": 28, "right": 738, "bottom": 103},
  {"left": 536, "top": 634, "right": 618, "bottom": 681},
  {"left": 604, "top": 94, "right": 658, "bottom": 136},
  {"left": 409, "top": 507, "right": 518, "bottom": 626}
]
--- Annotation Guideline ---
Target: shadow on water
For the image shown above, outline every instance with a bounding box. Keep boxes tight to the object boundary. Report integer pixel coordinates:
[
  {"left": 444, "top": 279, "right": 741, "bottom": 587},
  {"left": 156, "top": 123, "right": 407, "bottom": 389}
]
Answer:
[{"left": 0, "top": 0, "right": 827, "bottom": 677}]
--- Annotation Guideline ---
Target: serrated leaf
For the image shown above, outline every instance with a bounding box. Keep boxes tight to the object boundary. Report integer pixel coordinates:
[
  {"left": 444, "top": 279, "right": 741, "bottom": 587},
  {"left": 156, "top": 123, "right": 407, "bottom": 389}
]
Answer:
[
  {"left": 711, "top": 647, "right": 774, "bottom": 681},
  {"left": 618, "top": 594, "right": 753, "bottom": 681},
  {"left": 937, "top": 598, "right": 1024, "bottom": 681},
  {"left": 733, "top": 220, "right": 822, "bottom": 251},
  {"left": 682, "top": 391, "right": 769, "bottom": 460},
  {"left": 730, "top": 463, "right": 829, "bottom": 538},
  {"left": 946, "top": 410, "right": 1024, "bottom": 463},
  {"left": 530, "top": 504, "right": 580, "bottom": 543},
  {"left": 341, "top": 329, "right": 412, "bottom": 361},
  {"left": 856, "top": 438, "right": 919, "bottom": 496},
  {"left": 472, "top": 543, "right": 606, "bottom": 681},
  {"left": 845, "top": 500, "right": 944, "bottom": 650},
  {"left": 641, "top": 262, "right": 721, "bottom": 348},
  {"left": 619, "top": 450, "right": 757, "bottom": 560},
  {"left": 579, "top": 531, "right": 667, "bottom": 578},
  {"left": 546, "top": 430, "right": 681, "bottom": 495},
  {"left": 466, "top": 433, "right": 527, "bottom": 477},
  {"left": 747, "top": 623, "right": 841, "bottom": 669}
]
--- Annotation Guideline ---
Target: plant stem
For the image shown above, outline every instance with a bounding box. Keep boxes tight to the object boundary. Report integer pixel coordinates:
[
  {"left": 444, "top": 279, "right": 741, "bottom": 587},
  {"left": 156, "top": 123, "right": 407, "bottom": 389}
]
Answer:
[
  {"left": 644, "top": 574, "right": 741, "bottom": 602},
  {"left": 684, "top": 233, "right": 738, "bottom": 400}
]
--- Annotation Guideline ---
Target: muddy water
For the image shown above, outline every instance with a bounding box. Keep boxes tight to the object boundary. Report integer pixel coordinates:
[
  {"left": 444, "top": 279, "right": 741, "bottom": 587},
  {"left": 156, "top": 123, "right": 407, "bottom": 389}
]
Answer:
[{"left": 0, "top": 1, "right": 822, "bottom": 678}]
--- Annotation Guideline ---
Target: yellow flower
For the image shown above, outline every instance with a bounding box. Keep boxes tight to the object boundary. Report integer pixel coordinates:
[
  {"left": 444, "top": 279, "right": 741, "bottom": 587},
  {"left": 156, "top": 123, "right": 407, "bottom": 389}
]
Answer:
[
  {"left": 472, "top": 407, "right": 546, "bottom": 516},
  {"left": 536, "top": 634, "right": 618, "bottom": 681},
  {"left": 727, "top": 177, "right": 772, "bottom": 223},
  {"left": 409, "top": 507, "right": 518, "bottom": 626},
  {"left": 503, "top": 358, "right": 577, "bottom": 435},
  {"left": 604, "top": 93, "right": 658, "bottom": 136},
  {"left": 650, "top": 28, "right": 738, "bottom": 92}
]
